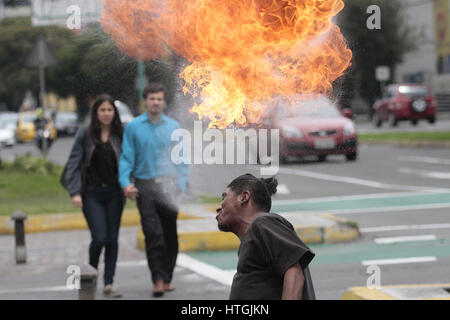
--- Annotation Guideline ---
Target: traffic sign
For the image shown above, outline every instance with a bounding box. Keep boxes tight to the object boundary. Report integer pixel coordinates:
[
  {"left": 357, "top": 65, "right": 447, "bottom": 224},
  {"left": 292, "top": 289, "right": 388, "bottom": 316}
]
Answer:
[{"left": 376, "top": 66, "right": 391, "bottom": 82}]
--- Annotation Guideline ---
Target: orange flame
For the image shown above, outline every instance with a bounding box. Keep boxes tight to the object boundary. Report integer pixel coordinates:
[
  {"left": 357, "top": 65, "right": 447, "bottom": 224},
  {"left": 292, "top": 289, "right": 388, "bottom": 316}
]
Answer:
[{"left": 100, "top": 0, "right": 352, "bottom": 128}]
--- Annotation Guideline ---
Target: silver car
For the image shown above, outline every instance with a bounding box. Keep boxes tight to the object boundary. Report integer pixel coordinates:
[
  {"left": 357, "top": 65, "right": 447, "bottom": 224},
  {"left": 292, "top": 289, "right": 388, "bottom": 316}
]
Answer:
[{"left": 0, "top": 112, "right": 18, "bottom": 147}]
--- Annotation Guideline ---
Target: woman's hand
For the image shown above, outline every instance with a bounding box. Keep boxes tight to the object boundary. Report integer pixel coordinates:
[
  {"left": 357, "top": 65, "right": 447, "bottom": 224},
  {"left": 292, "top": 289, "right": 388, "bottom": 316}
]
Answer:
[
  {"left": 71, "top": 195, "right": 83, "bottom": 208},
  {"left": 124, "top": 184, "right": 139, "bottom": 201}
]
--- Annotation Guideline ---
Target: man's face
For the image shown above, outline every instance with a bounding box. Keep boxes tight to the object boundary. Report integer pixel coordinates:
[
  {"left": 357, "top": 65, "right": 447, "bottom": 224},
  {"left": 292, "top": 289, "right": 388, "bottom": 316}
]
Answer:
[
  {"left": 145, "top": 91, "right": 165, "bottom": 116},
  {"left": 216, "top": 187, "right": 241, "bottom": 232}
]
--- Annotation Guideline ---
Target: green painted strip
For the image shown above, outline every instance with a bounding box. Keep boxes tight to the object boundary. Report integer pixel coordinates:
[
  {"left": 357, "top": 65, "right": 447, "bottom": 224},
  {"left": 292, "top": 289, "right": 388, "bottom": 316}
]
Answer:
[
  {"left": 187, "top": 239, "right": 450, "bottom": 270},
  {"left": 272, "top": 192, "right": 450, "bottom": 213}
]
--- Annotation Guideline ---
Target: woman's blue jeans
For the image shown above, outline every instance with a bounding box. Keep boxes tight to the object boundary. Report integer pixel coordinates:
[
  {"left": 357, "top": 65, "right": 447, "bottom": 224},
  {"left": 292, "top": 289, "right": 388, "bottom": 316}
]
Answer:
[{"left": 82, "top": 185, "right": 123, "bottom": 286}]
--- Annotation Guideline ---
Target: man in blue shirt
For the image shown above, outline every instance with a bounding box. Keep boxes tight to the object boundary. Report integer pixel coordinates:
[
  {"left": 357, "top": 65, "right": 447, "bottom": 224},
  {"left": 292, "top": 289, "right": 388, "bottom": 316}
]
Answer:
[{"left": 119, "top": 83, "right": 189, "bottom": 297}]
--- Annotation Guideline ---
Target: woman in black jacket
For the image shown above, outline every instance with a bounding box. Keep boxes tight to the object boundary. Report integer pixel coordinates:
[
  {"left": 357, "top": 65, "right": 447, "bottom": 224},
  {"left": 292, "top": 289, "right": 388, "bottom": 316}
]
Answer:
[{"left": 65, "top": 94, "right": 125, "bottom": 298}]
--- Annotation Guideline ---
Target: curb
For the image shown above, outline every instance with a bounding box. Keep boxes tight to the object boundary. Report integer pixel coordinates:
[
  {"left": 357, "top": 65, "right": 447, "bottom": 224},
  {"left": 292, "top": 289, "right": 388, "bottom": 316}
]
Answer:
[
  {"left": 342, "top": 283, "right": 450, "bottom": 300},
  {"left": 0, "top": 209, "right": 200, "bottom": 235},
  {"left": 359, "top": 140, "right": 450, "bottom": 149},
  {"left": 136, "top": 212, "right": 360, "bottom": 253}
]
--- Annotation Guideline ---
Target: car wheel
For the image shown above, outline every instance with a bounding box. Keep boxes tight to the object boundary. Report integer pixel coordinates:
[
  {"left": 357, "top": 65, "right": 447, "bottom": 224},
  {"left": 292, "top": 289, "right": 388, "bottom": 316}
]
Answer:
[
  {"left": 280, "top": 154, "right": 289, "bottom": 164},
  {"left": 411, "top": 119, "right": 418, "bottom": 126},
  {"left": 388, "top": 112, "right": 398, "bottom": 127},
  {"left": 428, "top": 116, "right": 436, "bottom": 124},
  {"left": 317, "top": 155, "right": 327, "bottom": 162},
  {"left": 346, "top": 152, "right": 357, "bottom": 161},
  {"left": 372, "top": 113, "right": 382, "bottom": 128}
]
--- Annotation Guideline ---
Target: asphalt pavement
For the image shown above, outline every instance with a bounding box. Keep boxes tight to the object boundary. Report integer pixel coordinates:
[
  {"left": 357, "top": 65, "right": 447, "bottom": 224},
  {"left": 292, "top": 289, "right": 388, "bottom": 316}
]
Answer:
[{"left": 0, "top": 119, "right": 449, "bottom": 300}]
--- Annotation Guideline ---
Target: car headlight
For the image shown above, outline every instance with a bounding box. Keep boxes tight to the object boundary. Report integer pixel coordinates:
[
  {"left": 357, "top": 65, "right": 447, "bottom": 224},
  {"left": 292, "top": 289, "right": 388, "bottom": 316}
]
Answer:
[
  {"left": 343, "top": 123, "right": 356, "bottom": 136},
  {"left": 281, "top": 126, "right": 303, "bottom": 138}
]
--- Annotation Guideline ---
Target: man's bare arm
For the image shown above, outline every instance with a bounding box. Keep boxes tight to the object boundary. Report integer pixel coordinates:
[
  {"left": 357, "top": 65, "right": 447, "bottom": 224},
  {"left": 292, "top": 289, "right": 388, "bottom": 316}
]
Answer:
[{"left": 282, "top": 262, "right": 305, "bottom": 300}]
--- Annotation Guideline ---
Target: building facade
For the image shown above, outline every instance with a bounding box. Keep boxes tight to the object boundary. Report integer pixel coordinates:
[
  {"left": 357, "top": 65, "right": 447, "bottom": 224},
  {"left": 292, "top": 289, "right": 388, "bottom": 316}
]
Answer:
[{"left": 396, "top": 0, "right": 450, "bottom": 110}]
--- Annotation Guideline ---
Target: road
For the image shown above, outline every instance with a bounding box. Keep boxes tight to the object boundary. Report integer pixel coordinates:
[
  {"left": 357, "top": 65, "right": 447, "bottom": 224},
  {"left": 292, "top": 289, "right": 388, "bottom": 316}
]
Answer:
[
  {"left": 356, "top": 115, "right": 450, "bottom": 134},
  {"left": 0, "top": 124, "right": 449, "bottom": 300}
]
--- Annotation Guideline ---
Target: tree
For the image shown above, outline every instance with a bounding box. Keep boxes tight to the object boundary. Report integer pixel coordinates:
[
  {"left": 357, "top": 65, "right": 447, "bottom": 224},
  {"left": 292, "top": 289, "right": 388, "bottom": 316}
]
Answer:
[
  {"left": 0, "top": 17, "right": 73, "bottom": 110},
  {"left": 0, "top": 18, "right": 177, "bottom": 118},
  {"left": 335, "top": 0, "right": 416, "bottom": 115}
]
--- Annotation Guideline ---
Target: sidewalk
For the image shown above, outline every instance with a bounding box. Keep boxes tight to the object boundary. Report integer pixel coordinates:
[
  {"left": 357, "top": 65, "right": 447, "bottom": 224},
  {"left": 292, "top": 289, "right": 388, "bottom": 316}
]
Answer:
[
  {"left": 0, "top": 204, "right": 360, "bottom": 251},
  {"left": 0, "top": 226, "right": 229, "bottom": 300}
]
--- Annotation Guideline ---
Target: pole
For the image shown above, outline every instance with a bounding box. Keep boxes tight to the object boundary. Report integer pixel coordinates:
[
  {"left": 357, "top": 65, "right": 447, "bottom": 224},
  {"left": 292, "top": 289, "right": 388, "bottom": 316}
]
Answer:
[
  {"left": 11, "top": 210, "right": 27, "bottom": 264},
  {"left": 137, "top": 60, "right": 145, "bottom": 113},
  {"left": 78, "top": 264, "right": 98, "bottom": 300},
  {"left": 38, "top": 35, "right": 48, "bottom": 157}
]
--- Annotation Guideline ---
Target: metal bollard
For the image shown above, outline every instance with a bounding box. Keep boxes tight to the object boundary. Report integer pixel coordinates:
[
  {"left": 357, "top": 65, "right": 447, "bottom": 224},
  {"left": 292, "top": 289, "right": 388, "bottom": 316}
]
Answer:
[
  {"left": 78, "top": 264, "right": 98, "bottom": 300},
  {"left": 11, "top": 210, "right": 27, "bottom": 264}
]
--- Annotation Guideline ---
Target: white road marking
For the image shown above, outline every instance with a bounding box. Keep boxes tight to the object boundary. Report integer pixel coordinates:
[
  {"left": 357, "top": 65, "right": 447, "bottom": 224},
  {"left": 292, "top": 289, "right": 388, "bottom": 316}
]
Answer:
[
  {"left": 361, "top": 256, "right": 437, "bottom": 266},
  {"left": 116, "top": 260, "right": 147, "bottom": 267},
  {"left": 0, "top": 286, "right": 70, "bottom": 295},
  {"left": 273, "top": 190, "right": 449, "bottom": 205},
  {"left": 360, "top": 223, "right": 450, "bottom": 233},
  {"left": 398, "top": 167, "right": 450, "bottom": 180},
  {"left": 256, "top": 166, "right": 446, "bottom": 192},
  {"left": 176, "top": 253, "right": 235, "bottom": 286},
  {"left": 398, "top": 156, "right": 450, "bottom": 166},
  {"left": 282, "top": 203, "right": 450, "bottom": 215},
  {"left": 374, "top": 235, "right": 437, "bottom": 244}
]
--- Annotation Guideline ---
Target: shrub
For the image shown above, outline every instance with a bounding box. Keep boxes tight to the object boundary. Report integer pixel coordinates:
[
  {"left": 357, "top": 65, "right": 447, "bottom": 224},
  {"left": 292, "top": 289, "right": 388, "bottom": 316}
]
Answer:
[{"left": 10, "top": 153, "right": 60, "bottom": 176}]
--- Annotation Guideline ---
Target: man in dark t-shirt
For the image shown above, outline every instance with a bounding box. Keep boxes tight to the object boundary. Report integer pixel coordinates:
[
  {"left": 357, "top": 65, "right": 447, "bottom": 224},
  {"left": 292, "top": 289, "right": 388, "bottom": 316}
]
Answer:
[{"left": 216, "top": 174, "right": 316, "bottom": 300}]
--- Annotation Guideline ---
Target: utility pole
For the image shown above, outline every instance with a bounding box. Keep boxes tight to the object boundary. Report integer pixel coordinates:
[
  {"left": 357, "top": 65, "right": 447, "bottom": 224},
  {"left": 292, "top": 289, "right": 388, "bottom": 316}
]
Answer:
[
  {"left": 136, "top": 60, "right": 147, "bottom": 114},
  {"left": 26, "top": 34, "right": 58, "bottom": 157}
]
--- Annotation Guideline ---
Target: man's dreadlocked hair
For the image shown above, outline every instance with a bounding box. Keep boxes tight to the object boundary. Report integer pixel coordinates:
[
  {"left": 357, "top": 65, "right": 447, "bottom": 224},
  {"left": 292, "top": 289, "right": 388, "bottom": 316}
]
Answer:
[{"left": 227, "top": 173, "right": 278, "bottom": 212}]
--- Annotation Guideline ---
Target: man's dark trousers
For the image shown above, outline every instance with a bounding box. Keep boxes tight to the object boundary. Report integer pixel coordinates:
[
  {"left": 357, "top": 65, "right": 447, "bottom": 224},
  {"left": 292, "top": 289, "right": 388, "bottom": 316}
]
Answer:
[{"left": 136, "top": 178, "right": 179, "bottom": 284}]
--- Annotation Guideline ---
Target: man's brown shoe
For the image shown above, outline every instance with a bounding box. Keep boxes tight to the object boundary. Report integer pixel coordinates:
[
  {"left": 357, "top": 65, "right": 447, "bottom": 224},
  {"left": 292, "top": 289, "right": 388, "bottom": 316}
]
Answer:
[{"left": 152, "top": 280, "right": 165, "bottom": 297}]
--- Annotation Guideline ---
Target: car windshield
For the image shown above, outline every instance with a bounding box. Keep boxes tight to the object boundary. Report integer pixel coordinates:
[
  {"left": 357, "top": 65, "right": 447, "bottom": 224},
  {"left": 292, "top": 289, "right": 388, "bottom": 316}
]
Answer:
[
  {"left": 56, "top": 113, "right": 77, "bottom": 122},
  {"left": 276, "top": 96, "right": 341, "bottom": 118},
  {"left": 0, "top": 114, "right": 18, "bottom": 127},
  {"left": 398, "top": 86, "right": 429, "bottom": 98},
  {"left": 22, "top": 114, "right": 37, "bottom": 122},
  {"left": 116, "top": 102, "right": 132, "bottom": 116}
]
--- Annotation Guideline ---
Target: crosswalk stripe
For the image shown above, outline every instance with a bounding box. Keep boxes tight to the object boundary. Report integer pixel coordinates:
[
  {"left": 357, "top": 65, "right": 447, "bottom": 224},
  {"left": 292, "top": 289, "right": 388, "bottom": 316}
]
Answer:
[
  {"left": 374, "top": 235, "right": 437, "bottom": 244},
  {"left": 362, "top": 256, "right": 437, "bottom": 266},
  {"left": 360, "top": 224, "right": 450, "bottom": 233}
]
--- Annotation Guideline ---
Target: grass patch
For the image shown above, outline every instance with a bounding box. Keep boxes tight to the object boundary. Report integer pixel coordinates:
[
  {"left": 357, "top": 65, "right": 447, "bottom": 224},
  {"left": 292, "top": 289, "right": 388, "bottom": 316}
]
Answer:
[
  {"left": 196, "top": 194, "right": 222, "bottom": 204},
  {"left": 0, "top": 155, "right": 137, "bottom": 216},
  {"left": 359, "top": 131, "right": 450, "bottom": 145}
]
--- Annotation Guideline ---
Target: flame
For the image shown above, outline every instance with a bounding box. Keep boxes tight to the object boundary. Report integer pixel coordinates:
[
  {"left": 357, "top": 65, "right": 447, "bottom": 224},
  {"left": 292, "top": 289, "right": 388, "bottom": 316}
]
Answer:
[{"left": 100, "top": 0, "right": 352, "bottom": 128}]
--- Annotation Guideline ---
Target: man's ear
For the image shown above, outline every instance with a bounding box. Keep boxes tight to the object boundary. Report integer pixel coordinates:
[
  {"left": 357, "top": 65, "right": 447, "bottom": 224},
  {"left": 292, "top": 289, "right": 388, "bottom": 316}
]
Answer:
[{"left": 240, "top": 191, "right": 250, "bottom": 206}]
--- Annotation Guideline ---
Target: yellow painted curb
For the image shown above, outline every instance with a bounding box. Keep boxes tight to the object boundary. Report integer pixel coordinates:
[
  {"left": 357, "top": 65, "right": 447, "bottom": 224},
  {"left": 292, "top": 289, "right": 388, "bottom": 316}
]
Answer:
[
  {"left": 324, "top": 225, "right": 360, "bottom": 244},
  {"left": 341, "top": 287, "right": 396, "bottom": 300},
  {"left": 342, "top": 283, "right": 450, "bottom": 300},
  {"left": 294, "top": 226, "right": 323, "bottom": 244},
  {"left": 137, "top": 227, "right": 240, "bottom": 252},
  {"left": 321, "top": 213, "right": 360, "bottom": 244},
  {"left": 137, "top": 220, "right": 360, "bottom": 253},
  {"left": 0, "top": 209, "right": 200, "bottom": 235}
]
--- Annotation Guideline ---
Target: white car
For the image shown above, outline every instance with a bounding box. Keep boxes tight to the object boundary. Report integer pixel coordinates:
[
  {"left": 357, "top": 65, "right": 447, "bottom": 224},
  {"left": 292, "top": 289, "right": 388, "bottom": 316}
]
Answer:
[
  {"left": 115, "top": 100, "right": 135, "bottom": 125},
  {"left": 0, "top": 128, "right": 15, "bottom": 147},
  {"left": 0, "top": 112, "right": 18, "bottom": 147}
]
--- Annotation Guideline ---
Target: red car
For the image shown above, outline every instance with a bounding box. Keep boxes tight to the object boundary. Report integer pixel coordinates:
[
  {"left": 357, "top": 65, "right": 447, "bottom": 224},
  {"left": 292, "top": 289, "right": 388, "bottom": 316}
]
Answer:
[
  {"left": 372, "top": 84, "right": 437, "bottom": 127},
  {"left": 259, "top": 95, "right": 358, "bottom": 163}
]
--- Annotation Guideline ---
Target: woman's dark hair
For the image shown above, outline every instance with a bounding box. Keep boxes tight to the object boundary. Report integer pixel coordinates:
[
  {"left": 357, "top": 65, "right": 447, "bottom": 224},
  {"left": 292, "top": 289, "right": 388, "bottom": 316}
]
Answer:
[
  {"left": 89, "top": 94, "right": 123, "bottom": 145},
  {"left": 227, "top": 173, "right": 278, "bottom": 212}
]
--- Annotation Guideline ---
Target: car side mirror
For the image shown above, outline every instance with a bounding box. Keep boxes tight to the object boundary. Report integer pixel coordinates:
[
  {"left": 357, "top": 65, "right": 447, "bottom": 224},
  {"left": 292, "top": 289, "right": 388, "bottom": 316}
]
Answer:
[{"left": 341, "top": 108, "right": 354, "bottom": 119}]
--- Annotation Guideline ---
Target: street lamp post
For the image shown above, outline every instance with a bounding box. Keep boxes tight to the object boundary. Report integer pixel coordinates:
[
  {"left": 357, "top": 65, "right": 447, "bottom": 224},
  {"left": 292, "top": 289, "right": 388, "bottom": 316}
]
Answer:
[{"left": 26, "top": 34, "right": 58, "bottom": 158}]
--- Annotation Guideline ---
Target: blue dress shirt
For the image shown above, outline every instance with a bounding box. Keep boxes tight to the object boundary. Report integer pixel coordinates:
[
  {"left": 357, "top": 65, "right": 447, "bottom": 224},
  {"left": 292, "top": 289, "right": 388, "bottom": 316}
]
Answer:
[{"left": 119, "top": 112, "right": 189, "bottom": 191}]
